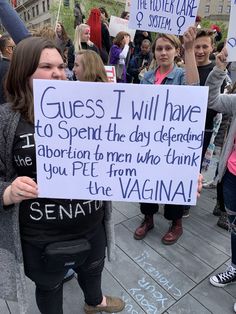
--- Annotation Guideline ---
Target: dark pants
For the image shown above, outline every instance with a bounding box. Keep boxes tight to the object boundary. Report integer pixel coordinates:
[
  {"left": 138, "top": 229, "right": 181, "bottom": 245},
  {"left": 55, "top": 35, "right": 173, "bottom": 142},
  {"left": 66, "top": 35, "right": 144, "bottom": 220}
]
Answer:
[
  {"left": 217, "top": 180, "right": 226, "bottom": 212},
  {"left": 201, "top": 131, "right": 213, "bottom": 165},
  {"left": 22, "top": 224, "right": 106, "bottom": 314},
  {"left": 223, "top": 170, "right": 236, "bottom": 267},
  {"left": 140, "top": 202, "right": 187, "bottom": 220}
]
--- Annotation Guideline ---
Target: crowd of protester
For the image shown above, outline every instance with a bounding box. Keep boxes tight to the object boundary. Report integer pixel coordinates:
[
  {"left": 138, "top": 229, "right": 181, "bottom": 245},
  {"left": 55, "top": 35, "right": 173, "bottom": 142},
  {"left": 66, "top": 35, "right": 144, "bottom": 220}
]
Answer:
[{"left": 0, "top": 1, "right": 236, "bottom": 313}]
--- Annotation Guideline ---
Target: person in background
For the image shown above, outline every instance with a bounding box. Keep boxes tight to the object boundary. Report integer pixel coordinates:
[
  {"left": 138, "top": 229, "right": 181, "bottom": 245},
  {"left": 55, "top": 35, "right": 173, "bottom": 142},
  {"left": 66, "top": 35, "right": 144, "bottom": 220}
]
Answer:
[
  {"left": 32, "top": 24, "right": 56, "bottom": 40},
  {"left": 99, "top": 7, "right": 110, "bottom": 29},
  {"left": 0, "top": 0, "right": 30, "bottom": 44},
  {"left": 55, "top": 21, "right": 72, "bottom": 53},
  {"left": 63, "top": 47, "right": 74, "bottom": 81},
  {"left": 0, "top": 36, "right": 124, "bottom": 314},
  {"left": 206, "top": 47, "right": 236, "bottom": 313},
  {"left": 195, "top": 15, "right": 202, "bottom": 29},
  {"left": 194, "top": 29, "right": 226, "bottom": 223},
  {"left": 0, "top": 35, "right": 15, "bottom": 104},
  {"left": 73, "top": 49, "right": 108, "bottom": 82},
  {"left": 134, "top": 27, "right": 199, "bottom": 245},
  {"left": 109, "top": 31, "right": 130, "bottom": 83},
  {"left": 133, "top": 30, "right": 152, "bottom": 56},
  {"left": 127, "top": 39, "right": 152, "bottom": 83},
  {"left": 87, "top": 8, "right": 111, "bottom": 64},
  {"left": 68, "top": 23, "right": 99, "bottom": 72},
  {"left": 120, "top": 11, "right": 130, "bottom": 20},
  {"left": 74, "top": 1, "right": 85, "bottom": 29},
  {"left": 210, "top": 24, "right": 222, "bottom": 43}
]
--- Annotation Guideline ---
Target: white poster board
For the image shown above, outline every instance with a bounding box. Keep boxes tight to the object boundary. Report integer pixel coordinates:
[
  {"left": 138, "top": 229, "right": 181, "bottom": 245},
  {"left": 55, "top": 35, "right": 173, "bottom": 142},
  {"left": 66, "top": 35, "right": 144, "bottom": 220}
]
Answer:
[
  {"left": 104, "top": 66, "right": 117, "bottom": 83},
  {"left": 129, "top": 0, "right": 200, "bottom": 35},
  {"left": 34, "top": 80, "right": 208, "bottom": 205},
  {"left": 109, "top": 15, "right": 136, "bottom": 41},
  {"left": 226, "top": 0, "right": 236, "bottom": 62}
]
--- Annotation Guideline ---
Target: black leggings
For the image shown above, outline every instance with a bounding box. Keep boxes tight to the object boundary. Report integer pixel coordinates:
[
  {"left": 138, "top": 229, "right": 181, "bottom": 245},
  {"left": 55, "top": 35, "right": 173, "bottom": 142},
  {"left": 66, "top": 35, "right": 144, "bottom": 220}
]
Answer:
[
  {"left": 21, "top": 224, "right": 106, "bottom": 314},
  {"left": 140, "top": 203, "right": 187, "bottom": 220}
]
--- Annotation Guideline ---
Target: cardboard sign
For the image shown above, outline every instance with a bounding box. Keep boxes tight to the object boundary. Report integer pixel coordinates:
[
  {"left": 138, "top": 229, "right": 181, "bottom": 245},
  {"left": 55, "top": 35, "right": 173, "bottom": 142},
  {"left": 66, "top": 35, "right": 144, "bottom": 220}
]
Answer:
[
  {"left": 129, "top": 0, "right": 200, "bottom": 35},
  {"left": 226, "top": 0, "right": 236, "bottom": 62},
  {"left": 109, "top": 15, "right": 136, "bottom": 41},
  {"left": 33, "top": 80, "right": 208, "bottom": 205}
]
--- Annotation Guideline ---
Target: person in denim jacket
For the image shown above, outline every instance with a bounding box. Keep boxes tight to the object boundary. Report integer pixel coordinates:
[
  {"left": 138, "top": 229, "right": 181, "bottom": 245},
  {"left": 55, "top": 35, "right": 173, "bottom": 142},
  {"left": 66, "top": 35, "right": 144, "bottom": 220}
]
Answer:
[{"left": 134, "top": 27, "right": 199, "bottom": 245}]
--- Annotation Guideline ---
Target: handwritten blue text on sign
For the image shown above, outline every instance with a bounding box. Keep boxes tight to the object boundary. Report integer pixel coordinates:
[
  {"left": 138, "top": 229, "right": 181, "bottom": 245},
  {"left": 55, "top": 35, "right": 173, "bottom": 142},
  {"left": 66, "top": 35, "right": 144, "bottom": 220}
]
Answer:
[{"left": 34, "top": 80, "right": 208, "bottom": 205}]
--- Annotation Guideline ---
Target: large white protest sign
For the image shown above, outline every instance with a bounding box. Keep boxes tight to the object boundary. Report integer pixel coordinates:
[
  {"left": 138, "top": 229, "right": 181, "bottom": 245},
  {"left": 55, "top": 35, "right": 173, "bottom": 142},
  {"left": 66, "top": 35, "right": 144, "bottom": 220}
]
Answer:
[
  {"left": 129, "top": 0, "right": 200, "bottom": 35},
  {"left": 33, "top": 80, "right": 208, "bottom": 205},
  {"left": 109, "top": 15, "right": 136, "bottom": 41},
  {"left": 226, "top": 0, "right": 236, "bottom": 62}
]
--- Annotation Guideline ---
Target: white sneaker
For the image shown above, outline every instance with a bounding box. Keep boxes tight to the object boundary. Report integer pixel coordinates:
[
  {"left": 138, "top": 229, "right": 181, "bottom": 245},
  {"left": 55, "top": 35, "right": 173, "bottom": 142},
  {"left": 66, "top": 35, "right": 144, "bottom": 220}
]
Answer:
[{"left": 234, "top": 302, "right": 236, "bottom": 313}]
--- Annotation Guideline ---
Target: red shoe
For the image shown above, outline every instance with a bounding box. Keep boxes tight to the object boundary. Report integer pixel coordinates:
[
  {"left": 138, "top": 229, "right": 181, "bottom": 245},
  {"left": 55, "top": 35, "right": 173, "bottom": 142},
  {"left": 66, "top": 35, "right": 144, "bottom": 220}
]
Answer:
[
  {"left": 161, "top": 219, "right": 183, "bottom": 245},
  {"left": 134, "top": 215, "right": 154, "bottom": 240}
]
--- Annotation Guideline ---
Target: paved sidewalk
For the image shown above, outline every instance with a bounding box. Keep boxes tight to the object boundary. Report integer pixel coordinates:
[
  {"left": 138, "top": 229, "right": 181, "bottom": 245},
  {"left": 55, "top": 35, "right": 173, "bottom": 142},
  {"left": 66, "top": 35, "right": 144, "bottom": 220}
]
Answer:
[{"left": 1, "top": 184, "right": 235, "bottom": 313}]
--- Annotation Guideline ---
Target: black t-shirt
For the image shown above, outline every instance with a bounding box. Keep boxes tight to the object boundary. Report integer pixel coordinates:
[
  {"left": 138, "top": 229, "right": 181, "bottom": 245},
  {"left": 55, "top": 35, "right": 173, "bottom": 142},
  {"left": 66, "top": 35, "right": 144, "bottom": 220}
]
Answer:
[
  {"left": 198, "top": 62, "right": 226, "bottom": 131},
  {"left": 13, "top": 118, "right": 104, "bottom": 246}
]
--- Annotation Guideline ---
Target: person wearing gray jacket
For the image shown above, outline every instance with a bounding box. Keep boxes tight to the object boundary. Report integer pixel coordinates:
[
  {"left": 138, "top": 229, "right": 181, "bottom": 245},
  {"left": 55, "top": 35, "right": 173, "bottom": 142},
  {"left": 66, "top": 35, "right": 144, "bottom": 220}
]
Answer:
[
  {"left": 0, "top": 36, "right": 121, "bottom": 314},
  {"left": 206, "top": 47, "right": 236, "bottom": 313}
]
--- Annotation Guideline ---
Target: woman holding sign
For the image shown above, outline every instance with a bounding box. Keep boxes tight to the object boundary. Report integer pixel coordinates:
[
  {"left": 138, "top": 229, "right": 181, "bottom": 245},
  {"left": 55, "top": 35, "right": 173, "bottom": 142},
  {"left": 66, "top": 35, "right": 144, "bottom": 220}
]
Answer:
[
  {"left": 134, "top": 27, "right": 199, "bottom": 245},
  {"left": 0, "top": 37, "right": 124, "bottom": 314},
  {"left": 205, "top": 47, "right": 236, "bottom": 312}
]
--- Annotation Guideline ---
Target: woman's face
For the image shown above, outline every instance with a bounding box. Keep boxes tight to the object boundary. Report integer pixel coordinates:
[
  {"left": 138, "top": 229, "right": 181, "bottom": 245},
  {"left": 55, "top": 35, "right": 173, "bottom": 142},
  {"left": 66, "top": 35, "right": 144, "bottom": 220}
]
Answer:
[
  {"left": 29, "top": 48, "right": 66, "bottom": 88},
  {"left": 81, "top": 28, "right": 90, "bottom": 42},
  {"left": 154, "top": 37, "right": 178, "bottom": 70},
  {"left": 100, "top": 12, "right": 106, "bottom": 22},
  {"left": 73, "top": 54, "right": 85, "bottom": 81}
]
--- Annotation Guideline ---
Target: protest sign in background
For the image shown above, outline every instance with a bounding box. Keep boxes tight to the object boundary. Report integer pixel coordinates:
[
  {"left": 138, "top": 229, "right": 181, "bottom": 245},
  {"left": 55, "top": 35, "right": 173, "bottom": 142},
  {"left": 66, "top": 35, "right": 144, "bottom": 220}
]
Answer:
[
  {"left": 33, "top": 80, "right": 208, "bottom": 205},
  {"left": 129, "top": 0, "right": 200, "bottom": 35},
  {"left": 226, "top": 0, "right": 236, "bottom": 62},
  {"left": 109, "top": 15, "right": 136, "bottom": 41}
]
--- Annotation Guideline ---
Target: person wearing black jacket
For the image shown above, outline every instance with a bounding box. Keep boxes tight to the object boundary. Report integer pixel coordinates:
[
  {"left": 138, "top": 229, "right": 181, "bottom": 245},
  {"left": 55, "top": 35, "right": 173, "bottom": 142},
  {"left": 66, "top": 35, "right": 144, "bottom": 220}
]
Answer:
[{"left": 0, "top": 35, "right": 15, "bottom": 104}]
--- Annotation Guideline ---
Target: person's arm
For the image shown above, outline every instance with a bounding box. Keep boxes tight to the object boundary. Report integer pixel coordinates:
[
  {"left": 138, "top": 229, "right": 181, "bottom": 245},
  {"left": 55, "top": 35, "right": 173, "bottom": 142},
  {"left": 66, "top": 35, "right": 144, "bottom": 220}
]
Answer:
[
  {"left": 119, "top": 35, "right": 130, "bottom": 60},
  {"left": 0, "top": 0, "right": 30, "bottom": 44},
  {"left": 183, "top": 26, "right": 199, "bottom": 85},
  {"left": 205, "top": 48, "right": 236, "bottom": 115},
  {"left": 101, "top": 23, "right": 111, "bottom": 53}
]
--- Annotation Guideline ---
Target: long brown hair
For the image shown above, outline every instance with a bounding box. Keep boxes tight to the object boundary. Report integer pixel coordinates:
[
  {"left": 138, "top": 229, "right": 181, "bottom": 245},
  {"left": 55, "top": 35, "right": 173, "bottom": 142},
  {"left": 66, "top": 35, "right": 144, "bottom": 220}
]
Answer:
[
  {"left": 6, "top": 36, "right": 62, "bottom": 123},
  {"left": 76, "top": 50, "right": 108, "bottom": 82},
  {"left": 113, "top": 31, "right": 130, "bottom": 47}
]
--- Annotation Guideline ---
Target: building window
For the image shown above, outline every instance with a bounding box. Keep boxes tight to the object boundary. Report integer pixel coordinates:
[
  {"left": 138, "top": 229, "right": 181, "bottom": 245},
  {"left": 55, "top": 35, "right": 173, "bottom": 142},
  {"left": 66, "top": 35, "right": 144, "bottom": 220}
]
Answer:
[
  {"left": 27, "top": 10, "right": 30, "bottom": 20},
  {"left": 47, "top": 0, "right": 50, "bottom": 10},
  {"left": 226, "top": 5, "right": 231, "bottom": 13},
  {"left": 36, "top": 4, "right": 39, "bottom": 15},
  {"left": 32, "top": 7, "right": 35, "bottom": 17},
  {"left": 205, "top": 5, "right": 210, "bottom": 13},
  {"left": 42, "top": 1, "right": 45, "bottom": 12},
  {"left": 24, "top": 11, "right": 27, "bottom": 21},
  {"left": 218, "top": 5, "right": 223, "bottom": 13}
]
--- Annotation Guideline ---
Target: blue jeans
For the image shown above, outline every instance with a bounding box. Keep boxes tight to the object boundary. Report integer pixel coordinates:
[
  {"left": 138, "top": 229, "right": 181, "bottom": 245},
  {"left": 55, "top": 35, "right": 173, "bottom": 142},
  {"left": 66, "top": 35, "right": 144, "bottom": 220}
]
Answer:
[{"left": 223, "top": 169, "right": 236, "bottom": 267}]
